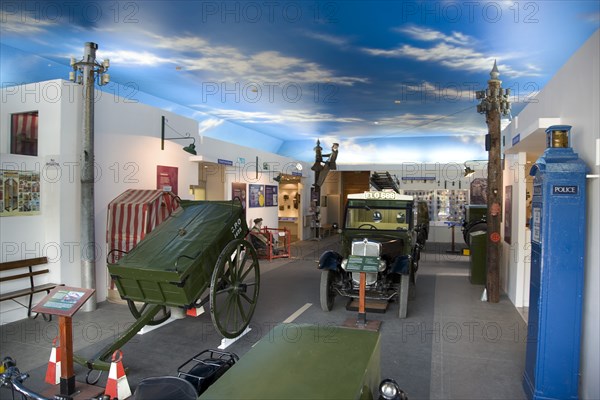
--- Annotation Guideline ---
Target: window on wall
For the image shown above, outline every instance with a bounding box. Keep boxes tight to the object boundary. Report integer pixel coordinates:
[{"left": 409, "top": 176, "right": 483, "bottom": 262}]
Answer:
[{"left": 11, "top": 111, "right": 39, "bottom": 156}]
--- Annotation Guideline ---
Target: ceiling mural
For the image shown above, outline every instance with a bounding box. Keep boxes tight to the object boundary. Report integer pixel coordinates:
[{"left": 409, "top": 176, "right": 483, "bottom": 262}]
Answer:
[{"left": 1, "top": 1, "right": 598, "bottom": 163}]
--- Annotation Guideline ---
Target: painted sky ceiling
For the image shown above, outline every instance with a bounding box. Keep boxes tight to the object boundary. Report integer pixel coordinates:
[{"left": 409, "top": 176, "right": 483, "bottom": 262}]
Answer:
[{"left": 1, "top": 1, "right": 598, "bottom": 164}]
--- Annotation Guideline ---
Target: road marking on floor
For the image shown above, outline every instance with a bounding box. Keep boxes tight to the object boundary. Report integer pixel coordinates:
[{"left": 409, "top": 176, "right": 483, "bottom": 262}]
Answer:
[
  {"left": 251, "top": 303, "right": 314, "bottom": 347},
  {"left": 283, "top": 303, "right": 312, "bottom": 324}
]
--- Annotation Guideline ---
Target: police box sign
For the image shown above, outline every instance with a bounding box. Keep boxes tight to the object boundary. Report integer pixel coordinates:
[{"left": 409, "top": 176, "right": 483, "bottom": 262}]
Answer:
[{"left": 553, "top": 185, "right": 578, "bottom": 195}]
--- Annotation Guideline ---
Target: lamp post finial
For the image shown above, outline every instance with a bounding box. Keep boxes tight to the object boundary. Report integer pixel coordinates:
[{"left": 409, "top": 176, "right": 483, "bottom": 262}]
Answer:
[{"left": 490, "top": 60, "right": 500, "bottom": 80}]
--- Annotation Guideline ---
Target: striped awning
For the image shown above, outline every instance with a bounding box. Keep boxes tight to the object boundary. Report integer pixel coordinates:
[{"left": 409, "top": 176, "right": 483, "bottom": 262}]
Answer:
[
  {"left": 11, "top": 112, "right": 38, "bottom": 156},
  {"left": 106, "top": 189, "right": 180, "bottom": 264}
]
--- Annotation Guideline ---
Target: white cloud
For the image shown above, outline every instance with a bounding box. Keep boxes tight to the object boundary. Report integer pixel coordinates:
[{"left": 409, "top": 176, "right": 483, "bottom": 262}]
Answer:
[
  {"left": 363, "top": 42, "right": 541, "bottom": 78},
  {"left": 363, "top": 26, "right": 543, "bottom": 78},
  {"left": 98, "top": 49, "right": 173, "bottom": 66},
  {"left": 143, "top": 31, "right": 368, "bottom": 86},
  {"left": 198, "top": 118, "right": 224, "bottom": 134},
  {"left": 0, "top": 11, "right": 55, "bottom": 35},
  {"left": 395, "top": 26, "right": 474, "bottom": 45},
  {"left": 300, "top": 31, "right": 350, "bottom": 47},
  {"left": 395, "top": 81, "right": 477, "bottom": 103},
  {"left": 195, "top": 107, "right": 364, "bottom": 124}
]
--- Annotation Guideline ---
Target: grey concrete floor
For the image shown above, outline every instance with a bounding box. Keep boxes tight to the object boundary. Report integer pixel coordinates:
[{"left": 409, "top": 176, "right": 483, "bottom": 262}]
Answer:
[{"left": 0, "top": 236, "right": 527, "bottom": 399}]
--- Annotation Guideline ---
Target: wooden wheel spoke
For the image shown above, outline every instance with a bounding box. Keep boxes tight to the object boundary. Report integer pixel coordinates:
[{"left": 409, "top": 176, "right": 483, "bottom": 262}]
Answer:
[
  {"left": 220, "top": 269, "right": 233, "bottom": 287},
  {"left": 225, "top": 260, "right": 236, "bottom": 282},
  {"left": 215, "top": 286, "right": 234, "bottom": 296},
  {"left": 240, "top": 291, "right": 255, "bottom": 305},
  {"left": 235, "top": 295, "right": 247, "bottom": 323},
  {"left": 223, "top": 293, "right": 235, "bottom": 329},
  {"left": 236, "top": 251, "right": 250, "bottom": 279},
  {"left": 239, "top": 261, "right": 255, "bottom": 281}
]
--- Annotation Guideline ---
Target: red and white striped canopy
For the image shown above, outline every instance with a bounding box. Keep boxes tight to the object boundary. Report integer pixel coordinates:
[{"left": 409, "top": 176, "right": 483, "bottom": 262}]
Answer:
[{"left": 106, "top": 189, "right": 180, "bottom": 264}]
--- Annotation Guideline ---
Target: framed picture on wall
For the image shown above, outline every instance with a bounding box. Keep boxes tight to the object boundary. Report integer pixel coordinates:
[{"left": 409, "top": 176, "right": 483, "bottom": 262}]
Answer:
[
  {"left": 264, "top": 185, "right": 278, "bottom": 207},
  {"left": 470, "top": 178, "right": 488, "bottom": 205},
  {"left": 249, "top": 184, "right": 265, "bottom": 208},
  {"left": 157, "top": 165, "right": 178, "bottom": 195},
  {"left": 232, "top": 182, "right": 247, "bottom": 214},
  {"left": 0, "top": 169, "right": 41, "bottom": 217}
]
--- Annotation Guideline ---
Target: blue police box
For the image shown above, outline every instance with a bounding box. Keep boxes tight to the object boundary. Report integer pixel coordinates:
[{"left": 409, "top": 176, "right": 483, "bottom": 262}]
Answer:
[{"left": 524, "top": 125, "right": 589, "bottom": 400}]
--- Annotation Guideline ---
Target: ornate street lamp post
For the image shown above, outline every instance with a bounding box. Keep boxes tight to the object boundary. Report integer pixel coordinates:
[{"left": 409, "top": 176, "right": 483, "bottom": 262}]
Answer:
[{"left": 476, "top": 61, "right": 511, "bottom": 303}]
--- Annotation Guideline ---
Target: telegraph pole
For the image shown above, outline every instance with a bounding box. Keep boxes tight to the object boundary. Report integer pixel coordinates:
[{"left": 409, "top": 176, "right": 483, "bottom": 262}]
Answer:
[
  {"left": 476, "top": 61, "right": 511, "bottom": 303},
  {"left": 70, "top": 43, "right": 110, "bottom": 311}
]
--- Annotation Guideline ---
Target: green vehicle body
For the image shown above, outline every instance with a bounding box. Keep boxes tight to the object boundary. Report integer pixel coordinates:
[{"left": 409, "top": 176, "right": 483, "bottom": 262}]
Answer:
[
  {"left": 318, "top": 192, "right": 429, "bottom": 318},
  {"left": 200, "top": 324, "right": 381, "bottom": 400},
  {"left": 109, "top": 200, "right": 248, "bottom": 307}
]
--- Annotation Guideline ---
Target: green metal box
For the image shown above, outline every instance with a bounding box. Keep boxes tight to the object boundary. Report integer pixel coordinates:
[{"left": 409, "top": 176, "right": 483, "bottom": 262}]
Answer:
[
  {"left": 108, "top": 200, "right": 247, "bottom": 307},
  {"left": 469, "top": 231, "right": 487, "bottom": 285}
]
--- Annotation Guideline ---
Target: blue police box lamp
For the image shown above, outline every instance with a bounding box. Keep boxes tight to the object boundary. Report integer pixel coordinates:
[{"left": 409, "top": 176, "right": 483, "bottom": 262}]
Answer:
[{"left": 524, "top": 125, "right": 589, "bottom": 400}]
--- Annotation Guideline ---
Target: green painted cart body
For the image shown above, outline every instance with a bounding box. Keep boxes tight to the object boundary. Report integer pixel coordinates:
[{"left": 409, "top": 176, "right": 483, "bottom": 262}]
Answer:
[
  {"left": 110, "top": 200, "right": 246, "bottom": 306},
  {"left": 75, "top": 200, "right": 260, "bottom": 375}
]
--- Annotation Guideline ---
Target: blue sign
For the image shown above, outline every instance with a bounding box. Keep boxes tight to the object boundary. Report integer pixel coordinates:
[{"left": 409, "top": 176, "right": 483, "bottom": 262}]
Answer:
[
  {"left": 401, "top": 176, "right": 436, "bottom": 181},
  {"left": 552, "top": 185, "right": 578, "bottom": 195},
  {"left": 292, "top": 171, "right": 302, "bottom": 176},
  {"left": 512, "top": 134, "right": 521, "bottom": 146},
  {"left": 217, "top": 159, "right": 233, "bottom": 166}
]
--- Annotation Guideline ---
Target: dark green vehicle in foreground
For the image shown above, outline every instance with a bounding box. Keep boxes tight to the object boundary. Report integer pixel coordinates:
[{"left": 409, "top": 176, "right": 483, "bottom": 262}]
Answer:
[{"left": 319, "top": 192, "right": 428, "bottom": 318}]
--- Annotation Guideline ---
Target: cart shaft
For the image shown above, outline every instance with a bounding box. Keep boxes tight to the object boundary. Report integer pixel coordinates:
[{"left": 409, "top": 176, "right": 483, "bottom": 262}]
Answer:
[{"left": 74, "top": 303, "right": 163, "bottom": 371}]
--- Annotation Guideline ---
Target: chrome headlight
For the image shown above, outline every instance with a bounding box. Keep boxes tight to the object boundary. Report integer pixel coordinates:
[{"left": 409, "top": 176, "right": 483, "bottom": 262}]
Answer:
[
  {"left": 378, "top": 378, "right": 405, "bottom": 400},
  {"left": 341, "top": 258, "right": 348, "bottom": 271}
]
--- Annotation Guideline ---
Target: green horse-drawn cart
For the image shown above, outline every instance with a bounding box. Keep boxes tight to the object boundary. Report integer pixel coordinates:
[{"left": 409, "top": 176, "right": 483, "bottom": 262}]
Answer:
[{"left": 75, "top": 199, "right": 260, "bottom": 374}]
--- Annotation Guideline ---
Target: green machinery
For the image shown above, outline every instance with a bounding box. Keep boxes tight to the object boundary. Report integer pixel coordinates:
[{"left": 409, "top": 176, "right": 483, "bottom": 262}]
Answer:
[
  {"left": 74, "top": 200, "right": 260, "bottom": 373},
  {"left": 200, "top": 324, "right": 381, "bottom": 399}
]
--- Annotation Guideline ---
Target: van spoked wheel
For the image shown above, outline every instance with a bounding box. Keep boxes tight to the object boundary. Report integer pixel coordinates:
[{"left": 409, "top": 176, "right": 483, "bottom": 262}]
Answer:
[{"left": 210, "top": 239, "right": 260, "bottom": 339}]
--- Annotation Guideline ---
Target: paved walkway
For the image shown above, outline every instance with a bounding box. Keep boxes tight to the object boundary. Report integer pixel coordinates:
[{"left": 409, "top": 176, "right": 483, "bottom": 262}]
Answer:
[{"left": 0, "top": 236, "right": 527, "bottom": 399}]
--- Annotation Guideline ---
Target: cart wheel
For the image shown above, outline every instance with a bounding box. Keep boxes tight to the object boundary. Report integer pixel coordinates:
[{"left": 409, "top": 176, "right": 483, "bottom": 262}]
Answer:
[
  {"left": 126, "top": 300, "right": 171, "bottom": 326},
  {"left": 210, "top": 239, "right": 260, "bottom": 339},
  {"left": 320, "top": 270, "right": 336, "bottom": 311}
]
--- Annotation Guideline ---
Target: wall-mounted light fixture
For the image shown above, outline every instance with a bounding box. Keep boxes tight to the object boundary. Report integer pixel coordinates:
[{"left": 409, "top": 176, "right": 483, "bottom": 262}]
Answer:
[
  {"left": 464, "top": 166, "right": 476, "bottom": 177},
  {"left": 273, "top": 173, "right": 283, "bottom": 183},
  {"left": 161, "top": 116, "right": 197, "bottom": 155},
  {"left": 463, "top": 160, "right": 487, "bottom": 177}
]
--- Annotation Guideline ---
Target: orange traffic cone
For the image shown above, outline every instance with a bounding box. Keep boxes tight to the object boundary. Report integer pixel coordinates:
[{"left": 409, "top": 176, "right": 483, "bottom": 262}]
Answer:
[
  {"left": 186, "top": 306, "right": 205, "bottom": 317},
  {"left": 45, "top": 337, "right": 60, "bottom": 385},
  {"left": 104, "top": 350, "right": 131, "bottom": 399}
]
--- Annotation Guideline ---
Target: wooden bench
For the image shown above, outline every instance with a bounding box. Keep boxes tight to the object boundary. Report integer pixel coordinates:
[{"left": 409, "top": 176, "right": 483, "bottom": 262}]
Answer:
[{"left": 0, "top": 257, "right": 62, "bottom": 321}]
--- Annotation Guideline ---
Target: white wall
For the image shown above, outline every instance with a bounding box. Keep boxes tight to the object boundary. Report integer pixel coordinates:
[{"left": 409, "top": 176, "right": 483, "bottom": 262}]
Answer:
[
  {"left": 1, "top": 80, "right": 199, "bottom": 323},
  {"left": 1, "top": 80, "right": 82, "bottom": 323},
  {"left": 501, "top": 30, "right": 600, "bottom": 399},
  {"left": 194, "top": 136, "right": 310, "bottom": 238},
  {"left": 93, "top": 95, "right": 199, "bottom": 303},
  {"left": 500, "top": 152, "right": 529, "bottom": 307}
]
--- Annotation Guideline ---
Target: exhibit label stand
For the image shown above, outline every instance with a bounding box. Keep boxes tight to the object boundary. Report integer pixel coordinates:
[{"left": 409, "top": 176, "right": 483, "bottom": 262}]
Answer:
[
  {"left": 342, "top": 255, "right": 382, "bottom": 332},
  {"left": 33, "top": 286, "right": 103, "bottom": 399}
]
